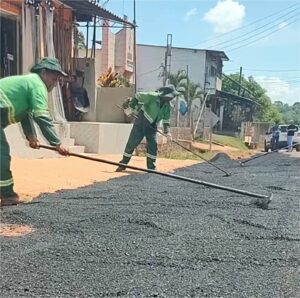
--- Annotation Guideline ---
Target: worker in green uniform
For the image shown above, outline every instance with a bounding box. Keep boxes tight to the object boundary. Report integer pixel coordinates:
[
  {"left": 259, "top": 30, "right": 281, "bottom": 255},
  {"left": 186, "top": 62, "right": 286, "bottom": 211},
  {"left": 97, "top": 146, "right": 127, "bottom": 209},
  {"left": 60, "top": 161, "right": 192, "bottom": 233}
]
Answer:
[
  {"left": 0, "top": 57, "right": 69, "bottom": 207},
  {"left": 116, "top": 85, "right": 179, "bottom": 172}
]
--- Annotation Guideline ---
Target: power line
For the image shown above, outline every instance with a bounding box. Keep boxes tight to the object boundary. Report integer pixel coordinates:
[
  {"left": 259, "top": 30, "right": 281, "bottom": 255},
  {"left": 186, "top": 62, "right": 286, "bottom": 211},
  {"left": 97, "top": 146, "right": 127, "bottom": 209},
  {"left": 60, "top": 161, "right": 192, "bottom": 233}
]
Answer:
[
  {"left": 172, "top": 3, "right": 300, "bottom": 59},
  {"left": 137, "top": 65, "right": 163, "bottom": 77},
  {"left": 221, "top": 13, "right": 300, "bottom": 50},
  {"left": 171, "top": 4, "right": 300, "bottom": 61},
  {"left": 226, "top": 69, "right": 300, "bottom": 72},
  {"left": 207, "top": 10, "right": 300, "bottom": 49},
  {"left": 255, "top": 77, "right": 300, "bottom": 81},
  {"left": 226, "top": 17, "right": 300, "bottom": 52},
  {"left": 257, "top": 80, "right": 300, "bottom": 85},
  {"left": 190, "top": 2, "right": 300, "bottom": 48}
]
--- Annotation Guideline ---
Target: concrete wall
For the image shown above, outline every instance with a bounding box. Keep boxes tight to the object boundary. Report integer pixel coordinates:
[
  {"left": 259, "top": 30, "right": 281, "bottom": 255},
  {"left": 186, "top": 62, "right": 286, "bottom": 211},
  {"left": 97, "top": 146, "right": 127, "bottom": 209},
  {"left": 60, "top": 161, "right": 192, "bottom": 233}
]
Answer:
[
  {"left": 101, "top": 20, "right": 116, "bottom": 74},
  {"left": 4, "top": 123, "right": 72, "bottom": 159},
  {"left": 95, "top": 87, "right": 134, "bottom": 123},
  {"left": 136, "top": 44, "right": 207, "bottom": 92},
  {"left": 70, "top": 122, "right": 133, "bottom": 154},
  {"left": 240, "top": 121, "right": 271, "bottom": 148},
  {"left": 78, "top": 49, "right": 102, "bottom": 80},
  {"left": 75, "top": 57, "right": 134, "bottom": 123}
]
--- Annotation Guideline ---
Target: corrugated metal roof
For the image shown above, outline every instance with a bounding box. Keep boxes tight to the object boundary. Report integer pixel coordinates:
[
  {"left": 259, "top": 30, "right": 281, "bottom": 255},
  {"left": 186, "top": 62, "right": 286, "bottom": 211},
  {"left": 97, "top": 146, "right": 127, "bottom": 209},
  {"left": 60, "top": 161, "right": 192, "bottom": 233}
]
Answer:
[
  {"left": 217, "top": 90, "right": 261, "bottom": 107},
  {"left": 206, "top": 50, "right": 229, "bottom": 61},
  {"left": 60, "top": 0, "right": 133, "bottom": 25}
]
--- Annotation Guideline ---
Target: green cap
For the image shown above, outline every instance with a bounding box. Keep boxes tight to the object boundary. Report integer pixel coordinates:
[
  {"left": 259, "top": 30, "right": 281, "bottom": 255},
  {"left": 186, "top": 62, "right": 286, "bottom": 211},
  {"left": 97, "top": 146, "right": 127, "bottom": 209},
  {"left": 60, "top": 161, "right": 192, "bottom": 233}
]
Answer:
[
  {"left": 157, "top": 84, "right": 180, "bottom": 99},
  {"left": 30, "top": 57, "right": 68, "bottom": 77}
]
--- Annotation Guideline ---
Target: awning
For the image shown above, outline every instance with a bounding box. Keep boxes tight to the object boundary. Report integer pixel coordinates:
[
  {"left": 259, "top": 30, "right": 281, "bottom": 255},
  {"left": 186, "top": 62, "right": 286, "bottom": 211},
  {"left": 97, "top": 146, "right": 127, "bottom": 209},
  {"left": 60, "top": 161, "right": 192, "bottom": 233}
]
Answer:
[
  {"left": 60, "top": 0, "right": 133, "bottom": 25},
  {"left": 206, "top": 50, "right": 229, "bottom": 61},
  {"left": 217, "top": 90, "right": 261, "bottom": 107}
]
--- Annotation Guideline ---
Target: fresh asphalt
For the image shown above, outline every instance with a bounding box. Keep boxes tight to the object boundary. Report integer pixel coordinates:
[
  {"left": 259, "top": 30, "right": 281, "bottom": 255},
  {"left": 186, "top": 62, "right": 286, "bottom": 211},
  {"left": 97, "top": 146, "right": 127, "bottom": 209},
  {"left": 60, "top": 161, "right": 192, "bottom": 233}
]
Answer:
[{"left": 1, "top": 152, "right": 299, "bottom": 297}]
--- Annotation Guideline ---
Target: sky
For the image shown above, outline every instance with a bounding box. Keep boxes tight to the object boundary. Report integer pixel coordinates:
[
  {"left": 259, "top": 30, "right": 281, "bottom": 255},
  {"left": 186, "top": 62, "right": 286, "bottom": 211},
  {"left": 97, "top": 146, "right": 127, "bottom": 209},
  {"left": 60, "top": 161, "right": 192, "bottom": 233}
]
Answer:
[{"left": 91, "top": 0, "right": 300, "bottom": 105}]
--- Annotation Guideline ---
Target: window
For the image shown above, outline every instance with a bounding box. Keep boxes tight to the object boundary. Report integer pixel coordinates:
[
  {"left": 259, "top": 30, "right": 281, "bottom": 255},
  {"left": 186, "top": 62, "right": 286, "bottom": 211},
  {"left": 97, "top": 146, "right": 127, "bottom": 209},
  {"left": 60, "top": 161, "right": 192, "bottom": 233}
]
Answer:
[{"left": 210, "top": 65, "right": 216, "bottom": 77}]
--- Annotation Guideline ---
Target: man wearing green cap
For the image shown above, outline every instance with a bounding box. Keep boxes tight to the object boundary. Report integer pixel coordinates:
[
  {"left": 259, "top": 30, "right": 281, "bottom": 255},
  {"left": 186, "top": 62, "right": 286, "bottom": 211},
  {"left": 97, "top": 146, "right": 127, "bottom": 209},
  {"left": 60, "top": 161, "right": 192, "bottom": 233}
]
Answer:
[
  {"left": 0, "top": 57, "right": 69, "bottom": 206},
  {"left": 116, "top": 85, "right": 179, "bottom": 172}
]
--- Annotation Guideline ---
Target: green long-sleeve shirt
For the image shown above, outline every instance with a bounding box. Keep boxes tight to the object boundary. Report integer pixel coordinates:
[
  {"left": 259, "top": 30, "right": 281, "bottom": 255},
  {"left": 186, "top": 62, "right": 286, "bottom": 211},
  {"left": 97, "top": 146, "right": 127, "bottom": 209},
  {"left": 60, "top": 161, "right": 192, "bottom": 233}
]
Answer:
[
  {"left": 0, "top": 73, "right": 60, "bottom": 146},
  {"left": 128, "top": 92, "right": 171, "bottom": 133}
]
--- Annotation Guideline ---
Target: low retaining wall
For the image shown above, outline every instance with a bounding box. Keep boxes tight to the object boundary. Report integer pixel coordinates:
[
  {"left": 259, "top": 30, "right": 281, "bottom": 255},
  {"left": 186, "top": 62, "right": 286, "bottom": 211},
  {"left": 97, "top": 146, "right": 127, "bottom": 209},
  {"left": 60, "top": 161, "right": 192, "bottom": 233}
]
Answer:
[{"left": 69, "top": 122, "right": 133, "bottom": 154}]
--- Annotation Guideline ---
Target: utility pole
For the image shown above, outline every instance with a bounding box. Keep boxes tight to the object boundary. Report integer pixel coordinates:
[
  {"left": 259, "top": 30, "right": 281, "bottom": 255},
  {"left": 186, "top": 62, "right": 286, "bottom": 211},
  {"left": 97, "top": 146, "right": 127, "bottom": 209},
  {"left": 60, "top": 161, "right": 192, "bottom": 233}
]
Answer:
[
  {"left": 163, "top": 34, "right": 172, "bottom": 86},
  {"left": 186, "top": 64, "right": 191, "bottom": 128},
  {"left": 85, "top": 21, "right": 89, "bottom": 59},
  {"left": 238, "top": 66, "right": 242, "bottom": 96},
  {"left": 208, "top": 104, "right": 212, "bottom": 151},
  {"left": 133, "top": 0, "right": 137, "bottom": 92}
]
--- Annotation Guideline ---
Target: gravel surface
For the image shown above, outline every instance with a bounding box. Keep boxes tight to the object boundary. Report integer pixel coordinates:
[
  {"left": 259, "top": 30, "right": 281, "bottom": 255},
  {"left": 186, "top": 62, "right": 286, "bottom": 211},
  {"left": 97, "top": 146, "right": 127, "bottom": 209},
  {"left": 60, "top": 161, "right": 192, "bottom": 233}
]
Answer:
[{"left": 1, "top": 152, "right": 299, "bottom": 297}]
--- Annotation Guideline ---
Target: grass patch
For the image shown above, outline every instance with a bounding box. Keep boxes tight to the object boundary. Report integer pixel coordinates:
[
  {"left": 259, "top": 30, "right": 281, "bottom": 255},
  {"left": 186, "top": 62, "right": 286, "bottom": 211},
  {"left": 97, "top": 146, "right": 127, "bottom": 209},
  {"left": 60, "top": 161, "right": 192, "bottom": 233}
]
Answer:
[
  {"left": 137, "top": 144, "right": 215, "bottom": 161},
  {"left": 210, "top": 134, "right": 248, "bottom": 150},
  {"left": 157, "top": 147, "right": 215, "bottom": 161}
]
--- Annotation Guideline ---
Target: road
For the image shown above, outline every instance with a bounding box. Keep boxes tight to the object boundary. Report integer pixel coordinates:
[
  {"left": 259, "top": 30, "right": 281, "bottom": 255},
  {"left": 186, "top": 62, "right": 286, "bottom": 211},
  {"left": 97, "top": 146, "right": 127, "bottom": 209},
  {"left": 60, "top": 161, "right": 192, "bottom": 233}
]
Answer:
[{"left": 1, "top": 152, "right": 299, "bottom": 297}]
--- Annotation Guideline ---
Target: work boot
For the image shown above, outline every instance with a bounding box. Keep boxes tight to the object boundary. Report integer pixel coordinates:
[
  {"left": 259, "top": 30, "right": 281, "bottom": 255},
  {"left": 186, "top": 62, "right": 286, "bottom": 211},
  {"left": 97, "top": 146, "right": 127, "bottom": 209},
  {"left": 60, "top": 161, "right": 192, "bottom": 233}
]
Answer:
[
  {"left": 0, "top": 193, "right": 20, "bottom": 207},
  {"left": 115, "top": 165, "right": 126, "bottom": 172}
]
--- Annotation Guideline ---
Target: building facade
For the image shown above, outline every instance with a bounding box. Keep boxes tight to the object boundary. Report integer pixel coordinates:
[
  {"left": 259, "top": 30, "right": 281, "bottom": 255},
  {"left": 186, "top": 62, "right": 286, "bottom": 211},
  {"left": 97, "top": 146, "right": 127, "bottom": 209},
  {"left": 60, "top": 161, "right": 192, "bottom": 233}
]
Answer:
[{"left": 136, "top": 44, "right": 228, "bottom": 94}]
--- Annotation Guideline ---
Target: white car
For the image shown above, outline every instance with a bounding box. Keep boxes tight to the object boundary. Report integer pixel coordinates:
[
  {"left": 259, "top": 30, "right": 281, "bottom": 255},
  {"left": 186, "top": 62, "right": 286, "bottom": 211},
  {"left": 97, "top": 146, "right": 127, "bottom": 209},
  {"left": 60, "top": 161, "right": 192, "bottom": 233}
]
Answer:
[{"left": 265, "top": 124, "right": 300, "bottom": 152}]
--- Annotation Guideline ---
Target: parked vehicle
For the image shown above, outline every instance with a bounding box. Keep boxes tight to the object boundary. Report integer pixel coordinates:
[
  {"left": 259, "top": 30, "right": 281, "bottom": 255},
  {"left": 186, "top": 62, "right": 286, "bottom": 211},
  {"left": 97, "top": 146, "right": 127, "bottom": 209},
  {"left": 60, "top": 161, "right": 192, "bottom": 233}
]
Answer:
[{"left": 265, "top": 124, "right": 300, "bottom": 152}]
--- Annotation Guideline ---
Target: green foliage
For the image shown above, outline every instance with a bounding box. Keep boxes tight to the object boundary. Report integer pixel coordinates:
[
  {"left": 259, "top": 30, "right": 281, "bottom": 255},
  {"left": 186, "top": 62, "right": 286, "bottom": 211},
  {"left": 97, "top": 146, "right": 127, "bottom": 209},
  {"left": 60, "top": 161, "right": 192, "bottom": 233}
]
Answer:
[
  {"left": 74, "top": 29, "right": 86, "bottom": 50},
  {"left": 222, "top": 73, "right": 281, "bottom": 123},
  {"left": 272, "top": 101, "right": 300, "bottom": 124},
  {"left": 122, "top": 97, "right": 131, "bottom": 109},
  {"left": 167, "top": 70, "right": 187, "bottom": 90},
  {"left": 117, "top": 76, "right": 132, "bottom": 88},
  {"left": 167, "top": 70, "right": 204, "bottom": 106},
  {"left": 157, "top": 145, "right": 215, "bottom": 161},
  {"left": 97, "top": 67, "right": 133, "bottom": 87}
]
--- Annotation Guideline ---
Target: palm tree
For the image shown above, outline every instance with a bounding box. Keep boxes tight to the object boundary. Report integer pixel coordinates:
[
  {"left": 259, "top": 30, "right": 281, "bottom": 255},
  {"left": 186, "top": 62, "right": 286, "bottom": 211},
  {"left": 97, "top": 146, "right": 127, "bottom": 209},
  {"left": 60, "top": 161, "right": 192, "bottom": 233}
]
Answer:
[
  {"left": 166, "top": 70, "right": 204, "bottom": 127},
  {"left": 184, "top": 82, "right": 204, "bottom": 127},
  {"left": 166, "top": 70, "right": 187, "bottom": 126},
  {"left": 167, "top": 70, "right": 187, "bottom": 90}
]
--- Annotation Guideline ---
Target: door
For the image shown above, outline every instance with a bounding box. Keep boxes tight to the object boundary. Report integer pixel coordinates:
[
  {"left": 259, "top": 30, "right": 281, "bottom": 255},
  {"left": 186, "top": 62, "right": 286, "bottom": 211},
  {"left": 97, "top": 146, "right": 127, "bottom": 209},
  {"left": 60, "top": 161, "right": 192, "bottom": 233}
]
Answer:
[{"left": 0, "top": 15, "right": 18, "bottom": 78}]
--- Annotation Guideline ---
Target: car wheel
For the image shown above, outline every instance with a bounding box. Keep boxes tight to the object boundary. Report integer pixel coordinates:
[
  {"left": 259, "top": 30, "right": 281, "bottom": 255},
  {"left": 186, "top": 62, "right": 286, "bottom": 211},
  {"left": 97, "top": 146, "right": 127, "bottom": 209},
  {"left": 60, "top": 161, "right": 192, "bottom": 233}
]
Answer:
[{"left": 296, "top": 145, "right": 300, "bottom": 152}]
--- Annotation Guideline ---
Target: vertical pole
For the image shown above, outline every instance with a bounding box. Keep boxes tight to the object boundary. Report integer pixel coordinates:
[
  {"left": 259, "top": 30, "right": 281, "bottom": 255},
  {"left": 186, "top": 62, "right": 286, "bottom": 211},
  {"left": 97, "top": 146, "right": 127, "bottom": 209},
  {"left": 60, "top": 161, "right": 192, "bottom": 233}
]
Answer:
[
  {"left": 85, "top": 22, "right": 89, "bottom": 58},
  {"left": 238, "top": 66, "right": 242, "bottom": 96},
  {"left": 209, "top": 104, "right": 212, "bottom": 151},
  {"left": 163, "top": 34, "right": 172, "bottom": 86},
  {"left": 186, "top": 64, "right": 190, "bottom": 128},
  {"left": 90, "top": 16, "right": 96, "bottom": 59},
  {"left": 163, "top": 51, "right": 167, "bottom": 86},
  {"left": 133, "top": 0, "right": 137, "bottom": 92},
  {"left": 167, "top": 34, "right": 172, "bottom": 81}
]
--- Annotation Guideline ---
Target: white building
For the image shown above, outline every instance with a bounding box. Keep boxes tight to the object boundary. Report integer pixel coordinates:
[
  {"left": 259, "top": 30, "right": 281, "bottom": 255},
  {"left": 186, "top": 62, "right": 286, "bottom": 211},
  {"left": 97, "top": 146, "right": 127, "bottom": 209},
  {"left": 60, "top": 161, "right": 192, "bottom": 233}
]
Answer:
[{"left": 136, "top": 44, "right": 229, "bottom": 94}]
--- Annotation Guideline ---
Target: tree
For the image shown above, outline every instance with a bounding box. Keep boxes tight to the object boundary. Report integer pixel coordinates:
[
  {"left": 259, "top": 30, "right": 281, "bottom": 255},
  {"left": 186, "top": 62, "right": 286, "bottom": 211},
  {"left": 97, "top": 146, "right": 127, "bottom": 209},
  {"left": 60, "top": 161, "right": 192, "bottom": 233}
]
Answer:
[
  {"left": 74, "top": 29, "right": 86, "bottom": 50},
  {"left": 166, "top": 70, "right": 204, "bottom": 127},
  {"left": 167, "top": 70, "right": 203, "bottom": 105},
  {"left": 167, "top": 70, "right": 187, "bottom": 90},
  {"left": 222, "top": 73, "right": 281, "bottom": 122},
  {"left": 272, "top": 100, "right": 300, "bottom": 124},
  {"left": 184, "top": 81, "right": 204, "bottom": 126}
]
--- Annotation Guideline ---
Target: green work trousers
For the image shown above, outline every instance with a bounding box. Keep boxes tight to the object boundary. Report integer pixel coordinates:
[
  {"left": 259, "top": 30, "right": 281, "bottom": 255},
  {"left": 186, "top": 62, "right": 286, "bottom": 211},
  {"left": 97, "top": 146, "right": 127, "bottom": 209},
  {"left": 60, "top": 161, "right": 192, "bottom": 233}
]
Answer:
[
  {"left": 120, "top": 111, "right": 157, "bottom": 169},
  {"left": 0, "top": 127, "right": 15, "bottom": 197}
]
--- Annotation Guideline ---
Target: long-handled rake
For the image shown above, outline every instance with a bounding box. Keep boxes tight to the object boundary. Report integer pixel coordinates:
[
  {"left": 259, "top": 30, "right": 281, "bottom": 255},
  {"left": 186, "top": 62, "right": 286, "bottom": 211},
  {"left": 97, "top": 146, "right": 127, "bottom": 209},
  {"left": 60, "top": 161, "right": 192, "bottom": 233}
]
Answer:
[
  {"left": 240, "top": 142, "right": 300, "bottom": 166},
  {"left": 115, "top": 105, "right": 231, "bottom": 177},
  {"left": 40, "top": 145, "right": 272, "bottom": 209}
]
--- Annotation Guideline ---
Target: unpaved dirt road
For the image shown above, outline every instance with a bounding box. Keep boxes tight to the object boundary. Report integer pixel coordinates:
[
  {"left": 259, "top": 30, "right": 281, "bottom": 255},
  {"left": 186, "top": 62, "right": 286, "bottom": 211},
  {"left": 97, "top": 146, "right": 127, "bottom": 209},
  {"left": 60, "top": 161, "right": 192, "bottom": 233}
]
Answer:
[
  {"left": 11, "top": 155, "right": 199, "bottom": 202},
  {"left": 1, "top": 152, "right": 299, "bottom": 297}
]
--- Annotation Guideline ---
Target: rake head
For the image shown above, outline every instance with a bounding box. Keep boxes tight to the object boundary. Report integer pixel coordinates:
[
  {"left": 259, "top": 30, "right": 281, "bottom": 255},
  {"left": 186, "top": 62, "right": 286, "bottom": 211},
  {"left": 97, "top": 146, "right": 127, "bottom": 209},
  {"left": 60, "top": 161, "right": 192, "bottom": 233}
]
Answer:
[
  {"left": 223, "top": 173, "right": 232, "bottom": 177},
  {"left": 251, "top": 193, "right": 273, "bottom": 210}
]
